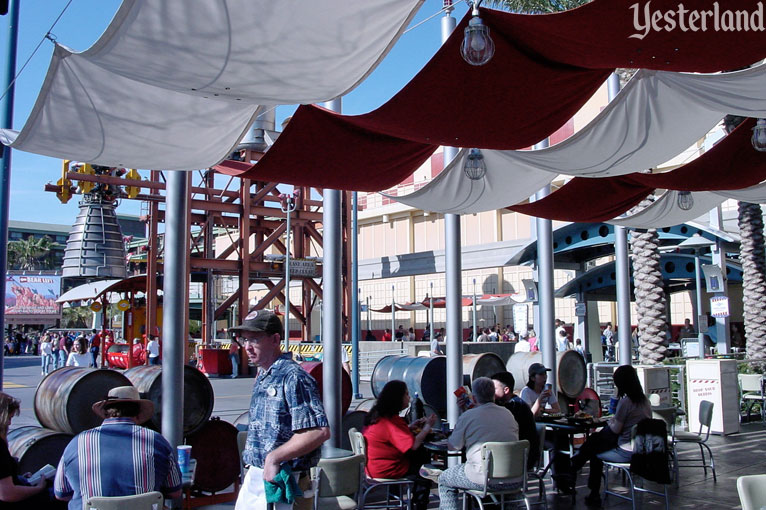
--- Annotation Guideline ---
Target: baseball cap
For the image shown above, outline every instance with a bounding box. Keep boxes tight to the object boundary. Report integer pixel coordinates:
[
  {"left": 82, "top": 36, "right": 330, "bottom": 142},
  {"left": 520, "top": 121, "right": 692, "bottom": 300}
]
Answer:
[
  {"left": 229, "top": 309, "right": 282, "bottom": 335},
  {"left": 528, "top": 362, "right": 551, "bottom": 376}
]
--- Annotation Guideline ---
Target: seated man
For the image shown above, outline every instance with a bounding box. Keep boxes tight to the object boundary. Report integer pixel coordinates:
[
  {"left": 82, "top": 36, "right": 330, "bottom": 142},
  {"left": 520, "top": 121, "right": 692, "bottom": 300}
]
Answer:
[
  {"left": 437, "top": 377, "right": 519, "bottom": 510},
  {"left": 54, "top": 386, "right": 182, "bottom": 509},
  {"left": 491, "top": 372, "right": 539, "bottom": 470}
]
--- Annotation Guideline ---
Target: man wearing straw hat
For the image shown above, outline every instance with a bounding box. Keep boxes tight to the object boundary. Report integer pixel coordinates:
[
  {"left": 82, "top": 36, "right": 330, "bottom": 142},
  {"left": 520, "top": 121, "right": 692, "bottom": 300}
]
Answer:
[{"left": 54, "top": 386, "right": 182, "bottom": 509}]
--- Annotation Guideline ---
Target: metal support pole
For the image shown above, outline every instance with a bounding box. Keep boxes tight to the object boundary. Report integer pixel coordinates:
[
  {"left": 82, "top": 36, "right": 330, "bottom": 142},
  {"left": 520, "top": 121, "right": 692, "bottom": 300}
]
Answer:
[
  {"left": 281, "top": 193, "right": 297, "bottom": 352},
  {"left": 162, "top": 170, "right": 189, "bottom": 509},
  {"left": 391, "top": 284, "right": 396, "bottom": 338},
  {"left": 534, "top": 138, "right": 555, "bottom": 387},
  {"left": 442, "top": 8, "right": 462, "bottom": 436},
  {"left": 694, "top": 253, "right": 705, "bottom": 359},
  {"left": 366, "top": 296, "right": 371, "bottom": 334},
  {"left": 607, "top": 74, "right": 633, "bottom": 366},
  {"left": 322, "top": 98, "right": 342, "bottom": 448},
  {"left": 709, "top": 206, "right": 730, "bottom": 354},
  {"left": 429, "top": 282, "right": 435, "bottom": 335},
  {"left": 472, "top": 279, "right": 478, "bottom": 342},
  {"left": 0, "top": 0, "right": 20, "bottom": 389},
  {"left": 351, "top": 190, "right": 361, "bottom": 396}
]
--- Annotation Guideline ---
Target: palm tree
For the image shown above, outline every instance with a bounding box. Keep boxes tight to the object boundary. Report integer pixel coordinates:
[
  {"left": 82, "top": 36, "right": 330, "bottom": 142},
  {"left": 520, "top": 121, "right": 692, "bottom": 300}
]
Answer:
[
  {"left": 8, "top": 236, "right": 55, "bottom": 270},
  {"left": 629, "top": 198, "right": 668, "bottom": 364},
  {"left": 489, "top": 0, "right": 588, "bottom": 13},
  {"left": 738, "top": 202, "right": 766, "bottom": 368},
  {"left": 721, "top": 115, "right": 766, "bottom": 368}
]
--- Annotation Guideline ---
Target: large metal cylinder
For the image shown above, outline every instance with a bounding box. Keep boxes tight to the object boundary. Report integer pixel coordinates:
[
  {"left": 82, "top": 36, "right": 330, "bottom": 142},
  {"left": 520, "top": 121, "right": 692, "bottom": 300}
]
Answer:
[
  {"left": 299, "top": 361, "right": 352, "bottom": 416},
  {"left": 34, "top": 367, "right": 132, "bottom": 434},
  {"left": 237, "top": 109, "right": 276, "bottom": 151},
  {"left": 462, "top": 353, "right": 506, "bottom": 386},
  {"left": 353, "top": 398, "right": 377, "bottom": 413},
  {"left": 124, "top": 365, "right": 214, "bottom": 436},
  {"left": 185, "top": 419, "right": 240, "bottom": 493},
  {"left": 371, "top": 355, "right": 447, "bottom": 413},
  {"left": 506, "top": 351, "right": 586, "bottom": 399},
  {"left": 61, "top": 196, "right": 127, "bottom": 279},
  {"left": 7, "top": 426, "right": 73, "bottom": 474}
]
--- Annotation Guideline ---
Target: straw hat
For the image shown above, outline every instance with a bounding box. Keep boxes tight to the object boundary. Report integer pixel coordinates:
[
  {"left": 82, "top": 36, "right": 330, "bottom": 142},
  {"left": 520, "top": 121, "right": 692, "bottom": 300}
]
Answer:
[{"left": 92, "top": 386, "right": 154, "bottom": 424}]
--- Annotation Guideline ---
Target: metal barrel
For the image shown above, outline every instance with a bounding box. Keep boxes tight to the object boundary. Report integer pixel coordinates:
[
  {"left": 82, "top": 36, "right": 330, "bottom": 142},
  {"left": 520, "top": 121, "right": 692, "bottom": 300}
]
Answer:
[
  {"left": 371, "top": 355, "right": 447, "bottom": 413},
  {"left": 233, "top": 411, "right": 249, "bottom": 430},
  {"left": 341, "top": 410, "right": 368, "bottom": 450},
  {"left": 34, "top": 367, "right": 132, "bottom": 434},
  {"left": 353, "top": 398, "right": 377, "bottom": 412},
  {"left": 462, "top": 353, "right": 506, "bottom": 385},
  {"left": 7, "top": 426, "right": 73, "bottom": 474},
  {"left": 299, "top": 361, "right": 353, "bottom": 415},
  {"left": 185, "top": 418, "right": 240, "bottom": 493},
  {"left": 124, "top": 365, "right": 214, "bottom": 436},
  {"left": 505, "top": 351, "right": 587, "bottom": 399}
]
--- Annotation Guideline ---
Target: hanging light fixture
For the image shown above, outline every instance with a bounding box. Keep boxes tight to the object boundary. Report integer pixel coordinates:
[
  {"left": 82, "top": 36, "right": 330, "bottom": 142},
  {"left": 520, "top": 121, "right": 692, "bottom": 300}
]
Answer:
[
  {"left": 677, "top": 191, "right": 694, "bottom": 211},
  {"left": 753, "top": 119, "right": 766, "bottom": 152},
  {"left": 461, "top": 1, "right": 494, "bottom": 66},
  {"left": 463, "top": 148, "right": 487, "bottom": 180}
]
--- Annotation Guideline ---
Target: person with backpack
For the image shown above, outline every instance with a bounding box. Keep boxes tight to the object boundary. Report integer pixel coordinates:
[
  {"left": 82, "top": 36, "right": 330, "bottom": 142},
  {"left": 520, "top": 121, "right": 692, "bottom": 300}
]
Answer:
[{"left": 568, "top": 365, "right": 651, "bottom": 507}]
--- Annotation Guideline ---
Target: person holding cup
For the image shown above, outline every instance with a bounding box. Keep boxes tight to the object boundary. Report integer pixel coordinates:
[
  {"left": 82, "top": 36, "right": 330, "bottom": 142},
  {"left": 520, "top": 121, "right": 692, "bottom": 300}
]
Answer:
[
  {"left": 520, "top": 363, "right": 570, "bottom": 494},
  {"left": 54, "top": 386, "right": 182, "bottom": 509},
  {"left": 519, "top": 363, "right": 561, "bottom": 418}
]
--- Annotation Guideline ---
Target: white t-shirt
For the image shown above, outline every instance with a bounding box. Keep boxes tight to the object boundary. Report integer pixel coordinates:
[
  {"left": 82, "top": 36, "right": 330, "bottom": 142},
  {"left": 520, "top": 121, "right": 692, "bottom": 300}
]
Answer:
[
  {"left": 447, "top": 403, "right": 519, "bottom": 484},
  {"left": 515, "top": 340, "right": 531, "bottom": 352},
  {"left": 430, "top": 337, "right": 441, "bottom": 356},
  {"left": 66, "top": 352, "right": 92, "bottom": 367},
  {"left": 40, "top": 342, "right": 52, "bottom": 356},
  {"left": 147, "top": 339, "right": 160, "bottom": 358},
  {"left": 557, "top": 336, "right": 570, "bottom": 352},
  {"left": 520, "top": 386, "right": 558, "bottom": 409}
]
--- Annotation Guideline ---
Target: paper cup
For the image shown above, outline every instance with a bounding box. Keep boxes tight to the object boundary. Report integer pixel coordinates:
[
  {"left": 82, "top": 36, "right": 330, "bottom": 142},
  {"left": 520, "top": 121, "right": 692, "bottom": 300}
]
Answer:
[{"left": 177, "top": 445, "right": 192, "bottom": 473}]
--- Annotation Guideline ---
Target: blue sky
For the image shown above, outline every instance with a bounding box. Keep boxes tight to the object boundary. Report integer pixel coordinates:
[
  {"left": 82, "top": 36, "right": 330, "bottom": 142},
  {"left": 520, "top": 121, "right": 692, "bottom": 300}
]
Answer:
[{"left": 0, "top": 0, "right": 469, "bottom": 225}]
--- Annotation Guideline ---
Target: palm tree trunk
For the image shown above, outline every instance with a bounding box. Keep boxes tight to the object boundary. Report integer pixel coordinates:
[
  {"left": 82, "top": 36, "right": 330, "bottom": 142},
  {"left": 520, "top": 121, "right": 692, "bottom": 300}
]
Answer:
[
  {"left": 630, "top": 199, "right": 668, "bottom": 364},
  {"left": 738, "top": 201, "right": 766, "bottom": 367}
]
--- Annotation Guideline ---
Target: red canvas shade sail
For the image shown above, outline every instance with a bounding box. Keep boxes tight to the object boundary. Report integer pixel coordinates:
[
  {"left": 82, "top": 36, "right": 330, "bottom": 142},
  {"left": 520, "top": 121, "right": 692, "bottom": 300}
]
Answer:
[
  {"left": 510, "top": 119, "right": 766, "bottom": 222},
  {"left": 231, "top": 0, "right": 766, "bottom": 191}
]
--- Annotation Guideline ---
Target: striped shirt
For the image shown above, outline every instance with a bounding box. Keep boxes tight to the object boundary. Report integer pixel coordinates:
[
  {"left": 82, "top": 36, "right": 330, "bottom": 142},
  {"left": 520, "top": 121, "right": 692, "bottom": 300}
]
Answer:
[
  {"left": 54, "top": 418, "right": 181, "bottom": 510},
  {"left": 242, "top": 355, "right": 328, "bottom": 470}
]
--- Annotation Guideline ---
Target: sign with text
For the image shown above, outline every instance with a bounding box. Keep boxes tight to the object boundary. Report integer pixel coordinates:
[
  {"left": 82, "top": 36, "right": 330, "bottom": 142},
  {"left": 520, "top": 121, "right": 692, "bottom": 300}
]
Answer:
[
  {"left": 710, "top": 296, "right": 730, "bottom": 318},
  {"left": 5, "top": 275, "right": 61, "bottom": 316},
  {"left": 289, "top": 258, "right": 318, "bottom": 277}
]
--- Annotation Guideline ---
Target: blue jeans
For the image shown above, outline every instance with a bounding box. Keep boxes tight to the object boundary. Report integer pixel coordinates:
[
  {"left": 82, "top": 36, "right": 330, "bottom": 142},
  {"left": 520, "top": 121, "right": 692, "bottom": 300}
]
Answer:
[
  {"left": 41, "top": 354, "right": 54, "bottom": 374},
  {"left": 438, "top": 463, "right": 522, "bottom": 510},
  {"left": 572, "top": 428, "right": 632, "bottom": 493},
  {"left": 230, "top": 354, "right": 239, "bottom": 378},
  {"left": 58, "top": 350, "right": 67, "bottom": 369}
]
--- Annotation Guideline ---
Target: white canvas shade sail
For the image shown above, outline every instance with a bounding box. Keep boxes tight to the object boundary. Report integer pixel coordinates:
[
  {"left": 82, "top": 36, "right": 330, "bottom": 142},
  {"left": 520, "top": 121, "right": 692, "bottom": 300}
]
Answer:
[
  {"left": 0, "top": 0, "right": 423, "bottom": 170},
  {"left": 389, "top": 63, "right": 766, "bottom": 215}
]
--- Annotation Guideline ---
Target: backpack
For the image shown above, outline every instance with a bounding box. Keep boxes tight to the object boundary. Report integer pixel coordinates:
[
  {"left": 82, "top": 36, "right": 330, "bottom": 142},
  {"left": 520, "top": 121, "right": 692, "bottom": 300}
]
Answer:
[{"left": 630, "top": 418, "right": 671, "bottom": 484}]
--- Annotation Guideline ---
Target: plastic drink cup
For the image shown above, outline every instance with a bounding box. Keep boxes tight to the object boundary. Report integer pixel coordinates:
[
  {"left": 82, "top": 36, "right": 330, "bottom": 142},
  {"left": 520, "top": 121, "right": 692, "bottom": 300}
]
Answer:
[
  {"left": 609, "top": 396, "right": 619, "bottom": 415},
  {"left": 177, "top": 445, "right": 192, "bottom": 473}
]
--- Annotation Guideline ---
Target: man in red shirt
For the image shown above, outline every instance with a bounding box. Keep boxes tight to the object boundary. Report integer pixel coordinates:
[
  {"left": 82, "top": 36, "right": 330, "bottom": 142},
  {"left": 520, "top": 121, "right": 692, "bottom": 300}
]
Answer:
[
  {"left": 381, "top": 329, "right": 392, "bottom": 342},
  {"left": 88, "top": 329, "right": 101, "bottom": 368}
]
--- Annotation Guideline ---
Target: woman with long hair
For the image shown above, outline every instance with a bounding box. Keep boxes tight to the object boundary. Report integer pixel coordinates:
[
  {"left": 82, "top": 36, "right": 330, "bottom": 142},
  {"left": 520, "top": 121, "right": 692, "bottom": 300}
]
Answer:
[
  {"left": 0, "top": 393, "right": 62, "bottom": 508},
  {"left": 569, "top": 365, "right": 652, "bottom": 507},
  {"left": 363, "top": 380, "right": 436, "bottom": 510},
  {"left": 65, "top": 338, "right": 92, "bottom": 367}
]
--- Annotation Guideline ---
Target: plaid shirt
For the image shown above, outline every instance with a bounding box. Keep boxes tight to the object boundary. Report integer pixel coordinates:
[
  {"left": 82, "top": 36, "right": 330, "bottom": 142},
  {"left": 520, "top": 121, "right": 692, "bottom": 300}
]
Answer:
[
  {"left": 242, "top": 355, "right": 328, "bottom": 470},
  {"left": 54, "top": 418, "right": 181, "bottom": 510}
]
